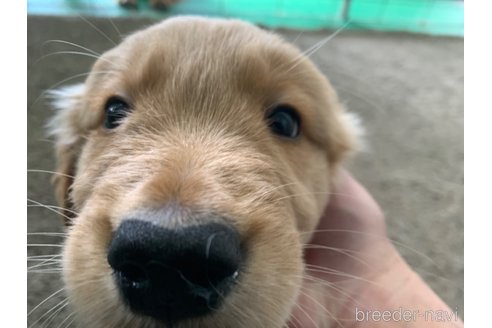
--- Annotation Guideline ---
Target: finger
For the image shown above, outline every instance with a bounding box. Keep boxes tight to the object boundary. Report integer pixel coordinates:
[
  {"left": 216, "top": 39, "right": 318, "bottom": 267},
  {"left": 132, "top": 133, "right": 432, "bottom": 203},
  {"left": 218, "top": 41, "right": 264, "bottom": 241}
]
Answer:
[{"left": 322, "top": 168, "right": 384, "bottom": 228}]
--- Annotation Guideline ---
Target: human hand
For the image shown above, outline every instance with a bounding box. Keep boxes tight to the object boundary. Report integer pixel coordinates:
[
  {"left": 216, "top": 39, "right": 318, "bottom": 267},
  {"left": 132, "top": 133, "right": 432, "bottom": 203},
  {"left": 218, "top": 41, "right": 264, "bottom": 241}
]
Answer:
[{"left": 288, "top": 169, "right": 463, "bottom": 328}]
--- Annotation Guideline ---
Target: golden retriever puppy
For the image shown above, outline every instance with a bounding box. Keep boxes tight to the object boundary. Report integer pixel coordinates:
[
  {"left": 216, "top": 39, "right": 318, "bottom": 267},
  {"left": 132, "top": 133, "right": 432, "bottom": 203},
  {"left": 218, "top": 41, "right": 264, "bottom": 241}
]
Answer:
[{"left": 48, "top": 16, "right": 359, "bottom": 328}]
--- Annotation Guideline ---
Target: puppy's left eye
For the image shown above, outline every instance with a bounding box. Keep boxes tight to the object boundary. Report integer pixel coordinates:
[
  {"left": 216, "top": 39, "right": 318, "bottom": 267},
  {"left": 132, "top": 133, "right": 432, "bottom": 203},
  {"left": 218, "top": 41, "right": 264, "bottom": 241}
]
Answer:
[
  {"left": 267, "top": 105, "right": 301, "bottom": 138},
  {"left": 104, "top": 97, "right": 131, "bottom": 129}
]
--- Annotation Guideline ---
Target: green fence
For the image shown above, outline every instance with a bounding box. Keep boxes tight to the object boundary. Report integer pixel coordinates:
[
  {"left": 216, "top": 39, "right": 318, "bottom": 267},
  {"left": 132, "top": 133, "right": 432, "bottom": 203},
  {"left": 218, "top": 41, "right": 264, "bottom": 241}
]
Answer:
[{"left": 27, "top": 0, "right": 464, "bottom": 36}]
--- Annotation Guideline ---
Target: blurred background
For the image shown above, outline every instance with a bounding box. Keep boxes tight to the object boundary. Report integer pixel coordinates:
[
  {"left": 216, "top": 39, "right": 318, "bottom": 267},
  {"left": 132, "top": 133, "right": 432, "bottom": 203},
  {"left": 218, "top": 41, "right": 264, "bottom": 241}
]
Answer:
[
  {"left": 27, "top": 1, "right": 464, "bottom": 327},
  {"left": 28, "top": 0, "right": 464, "bottom": 36}
]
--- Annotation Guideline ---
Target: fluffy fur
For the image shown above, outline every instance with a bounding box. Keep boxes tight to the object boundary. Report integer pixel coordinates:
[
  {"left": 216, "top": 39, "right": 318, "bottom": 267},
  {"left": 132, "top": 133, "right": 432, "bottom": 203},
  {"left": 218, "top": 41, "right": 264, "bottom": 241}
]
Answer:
[{"left": 49, "top": 16, "right": 359, "bottom": 328}]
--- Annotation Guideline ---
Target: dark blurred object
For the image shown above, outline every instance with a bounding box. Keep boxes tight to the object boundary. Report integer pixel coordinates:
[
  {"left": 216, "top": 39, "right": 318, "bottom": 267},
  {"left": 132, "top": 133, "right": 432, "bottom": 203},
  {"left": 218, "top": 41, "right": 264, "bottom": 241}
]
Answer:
[{"left": 119, "top": 0, "right": 180, "bottom": 10}]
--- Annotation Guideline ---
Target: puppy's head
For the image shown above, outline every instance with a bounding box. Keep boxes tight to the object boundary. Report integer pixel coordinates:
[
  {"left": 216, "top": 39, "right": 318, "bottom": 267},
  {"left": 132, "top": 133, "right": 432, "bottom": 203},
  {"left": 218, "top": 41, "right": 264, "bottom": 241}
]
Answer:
[{"left": 49, "top": 17, "right": 359, "bottom": 328}]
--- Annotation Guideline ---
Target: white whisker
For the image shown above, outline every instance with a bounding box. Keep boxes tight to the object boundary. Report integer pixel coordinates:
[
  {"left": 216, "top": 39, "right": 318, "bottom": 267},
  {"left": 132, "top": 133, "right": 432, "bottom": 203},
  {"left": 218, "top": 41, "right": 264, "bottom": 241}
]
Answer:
[
  {"left": 108, "top": 18, "right": 123, "bottom": 41},
  {"left": 28, "top": 287, "right": 65, "bottom": 317},
  {"left": 78, "top": 15, "right": 117, "bottom": 46},
  {"left": 28, "top": 232, "right": 66, "bottom": 237},
  {"left": 35, "top": 299, "right": 69, "bottom": 328},
  {"left": 284, "top": 20, "right": 351, "bottom": 74},
  {"left": 28, "top": 244, "right": 64, "bottom": 247},
  {"left": 28, "top": 254, "right": 62, "bottom": 260},
  {"left": 55, "top": 310, "right": 76, "bottom": 328},
  {"left": 300, "top": 228, "right": 438, "bottom": 267},
  {"left": 299, "top": 287, "right": 344, "bottom": 328},
  {"left": 27, "top": 198, "right": 76, "bottom": 220},
  {"left": 35, "top": 51, "right": 103, "bottom": 65},
  {"left": 42, "top": 39, "right": 101, "bottom": 56},
  {"left": 293, "top": 300, "right": 320, "bottom": 328},
  {"left": 303, "top": 244, "right": 370, "bottom": 268}
]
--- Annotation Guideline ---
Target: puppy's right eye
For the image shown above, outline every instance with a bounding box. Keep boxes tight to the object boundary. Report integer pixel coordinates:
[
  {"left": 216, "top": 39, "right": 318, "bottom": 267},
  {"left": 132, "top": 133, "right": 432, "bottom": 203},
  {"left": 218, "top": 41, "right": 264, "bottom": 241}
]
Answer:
[
  {"left": 267, "top": 105, "right": 301, "bottom": 139},
  {"left": 104, "top": 97, "right": 131, "bottom": 129}
]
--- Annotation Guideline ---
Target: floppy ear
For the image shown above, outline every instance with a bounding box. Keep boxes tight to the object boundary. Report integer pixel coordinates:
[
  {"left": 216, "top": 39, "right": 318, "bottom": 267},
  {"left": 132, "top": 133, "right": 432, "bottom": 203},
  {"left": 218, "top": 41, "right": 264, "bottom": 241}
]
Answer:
[
  {"left": 325, "top": 106, "right": 365, "bottom": 166},
  {"left": 46, "top": 84, "right": 87, "bottom": 225},
  {"left": 339, "top": 110, "right": 365, "bottom": 155}
]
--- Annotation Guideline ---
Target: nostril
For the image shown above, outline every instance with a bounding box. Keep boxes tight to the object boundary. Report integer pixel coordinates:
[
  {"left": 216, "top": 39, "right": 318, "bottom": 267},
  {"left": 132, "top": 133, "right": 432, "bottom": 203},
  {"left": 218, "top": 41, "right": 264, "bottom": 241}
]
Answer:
[{"left": 116, "top": 262, "right": 150, "bottom": 289}]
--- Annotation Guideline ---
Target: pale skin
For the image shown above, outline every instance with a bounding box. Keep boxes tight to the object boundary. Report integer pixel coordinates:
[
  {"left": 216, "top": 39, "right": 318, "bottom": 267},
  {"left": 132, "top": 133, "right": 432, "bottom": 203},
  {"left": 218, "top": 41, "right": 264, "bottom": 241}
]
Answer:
[{"left": 289, "top": 169, "right": 464, "bottom": 328}]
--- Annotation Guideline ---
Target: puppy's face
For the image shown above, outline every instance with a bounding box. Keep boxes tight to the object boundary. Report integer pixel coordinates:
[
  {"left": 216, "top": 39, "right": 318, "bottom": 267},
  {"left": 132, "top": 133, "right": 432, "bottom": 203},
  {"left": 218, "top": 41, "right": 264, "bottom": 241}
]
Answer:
[{"left": 50, "top": 17, "right": 357, "bottom": 328}]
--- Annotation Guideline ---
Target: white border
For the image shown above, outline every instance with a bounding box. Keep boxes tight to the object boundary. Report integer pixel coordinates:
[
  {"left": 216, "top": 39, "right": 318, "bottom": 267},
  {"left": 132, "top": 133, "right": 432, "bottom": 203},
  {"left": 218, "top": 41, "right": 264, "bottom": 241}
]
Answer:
[
  {"left": 464, "top": 1, "right": 491, "bottom": 326},
  {"left": 1, "top": 2, "right": 26, "bottom": 327}
]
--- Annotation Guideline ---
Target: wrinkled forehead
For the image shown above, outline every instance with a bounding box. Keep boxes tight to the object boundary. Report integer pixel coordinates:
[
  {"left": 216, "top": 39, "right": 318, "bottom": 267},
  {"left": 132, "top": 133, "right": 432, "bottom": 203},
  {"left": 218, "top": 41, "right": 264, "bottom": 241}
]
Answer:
[{"left": 86, "top": 17, "right": 333, "bottom": 112}]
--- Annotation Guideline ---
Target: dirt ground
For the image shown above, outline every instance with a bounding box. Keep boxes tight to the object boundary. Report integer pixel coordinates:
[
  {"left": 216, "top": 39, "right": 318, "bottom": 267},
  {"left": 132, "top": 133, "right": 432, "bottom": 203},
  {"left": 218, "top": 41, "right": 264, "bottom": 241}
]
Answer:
[{"left": 27, "top": 15, "right": 463, "bottom": 327}]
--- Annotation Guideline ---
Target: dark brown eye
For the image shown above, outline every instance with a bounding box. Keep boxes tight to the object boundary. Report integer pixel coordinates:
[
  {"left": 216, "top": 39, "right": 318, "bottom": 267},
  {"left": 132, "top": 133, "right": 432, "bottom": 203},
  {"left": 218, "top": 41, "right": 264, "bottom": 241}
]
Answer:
[
  {"left": 104, "top": 97, "right": 131, "bottom": 129},
  {"left": 267, "top": 105, "right": 301, "bottom": 138}
]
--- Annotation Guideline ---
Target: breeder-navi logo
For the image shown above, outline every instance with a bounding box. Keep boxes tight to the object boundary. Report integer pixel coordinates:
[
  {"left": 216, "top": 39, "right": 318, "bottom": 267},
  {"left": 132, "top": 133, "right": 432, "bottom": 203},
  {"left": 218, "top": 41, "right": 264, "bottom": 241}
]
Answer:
[{"left": 355, "top": 306, "right": 460, "bottom": 323}]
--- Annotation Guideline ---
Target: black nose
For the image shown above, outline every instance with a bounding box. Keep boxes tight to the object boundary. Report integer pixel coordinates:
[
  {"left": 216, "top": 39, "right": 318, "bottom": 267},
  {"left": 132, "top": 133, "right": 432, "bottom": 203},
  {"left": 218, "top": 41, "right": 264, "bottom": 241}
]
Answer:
[{"left": 107, "top": 219, "right": 242, "bottom": 324}]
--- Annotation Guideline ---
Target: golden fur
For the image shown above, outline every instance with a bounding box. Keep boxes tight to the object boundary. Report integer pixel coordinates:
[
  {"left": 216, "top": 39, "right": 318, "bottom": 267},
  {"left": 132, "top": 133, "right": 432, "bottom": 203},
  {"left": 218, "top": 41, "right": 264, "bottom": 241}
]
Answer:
[{"left": 49, "top": 16, "right": 359, "bottom": 328}]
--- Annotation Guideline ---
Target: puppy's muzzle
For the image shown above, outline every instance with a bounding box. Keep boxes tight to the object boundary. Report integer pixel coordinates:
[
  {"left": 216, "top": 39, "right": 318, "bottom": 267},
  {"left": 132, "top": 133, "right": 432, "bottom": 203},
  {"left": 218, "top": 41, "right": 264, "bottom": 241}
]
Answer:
[{"left": 107, "top": 217, "right": 242, "bottom": 324}]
